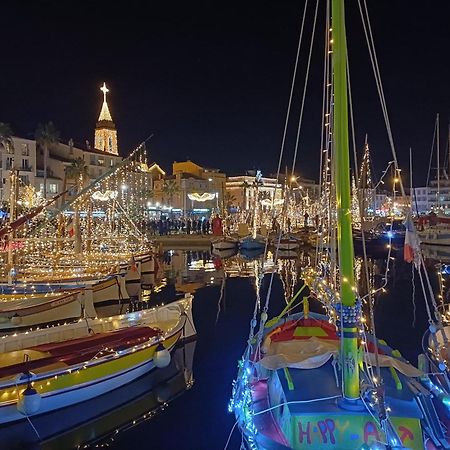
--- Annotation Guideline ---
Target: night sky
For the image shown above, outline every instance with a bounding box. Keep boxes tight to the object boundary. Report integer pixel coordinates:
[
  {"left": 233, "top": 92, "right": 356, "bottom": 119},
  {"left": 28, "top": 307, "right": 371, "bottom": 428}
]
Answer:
[{"left": 1, "top": 1, "right": 449, "bottom": 185}]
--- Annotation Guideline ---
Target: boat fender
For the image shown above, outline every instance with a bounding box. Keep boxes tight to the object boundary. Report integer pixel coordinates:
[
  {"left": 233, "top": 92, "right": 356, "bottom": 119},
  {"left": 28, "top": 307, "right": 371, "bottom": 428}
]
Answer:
[
  {"left": 10, "top": 314, "right": 22, "bottom": 325},
  {"left": 17, "top": 385, "right": 41, "bottom": 415},
  {"left": 154, "top": 343, "right": 171, "bottom": 368}
]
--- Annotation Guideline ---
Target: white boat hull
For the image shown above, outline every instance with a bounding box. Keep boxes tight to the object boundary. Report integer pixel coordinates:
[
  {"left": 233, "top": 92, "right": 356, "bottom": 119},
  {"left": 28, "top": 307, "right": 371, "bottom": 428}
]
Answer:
[
  {"left": 418, "top": 229, "right": 450, "bottom": 246},
  {"left": 212, "top": 238, "right": 238, "bottom": 250},
  {"left": 0, "top": 296, "right": 196, "bottom": 424}
]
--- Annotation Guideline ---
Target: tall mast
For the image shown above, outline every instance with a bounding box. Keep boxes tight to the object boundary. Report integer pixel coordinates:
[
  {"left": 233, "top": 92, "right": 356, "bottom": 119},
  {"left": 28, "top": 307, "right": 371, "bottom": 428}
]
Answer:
[
  {"left": 332, "top": 0, "right": 359, "bottom": 400},
  {"left": 437, "top": 113, "right": 440, "bottom": 211}
]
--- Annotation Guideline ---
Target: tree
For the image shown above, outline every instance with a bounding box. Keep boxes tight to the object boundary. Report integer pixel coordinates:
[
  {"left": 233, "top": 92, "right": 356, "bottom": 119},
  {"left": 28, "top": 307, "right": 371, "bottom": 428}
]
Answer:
[
  {"left": 224, "top": 191, "right": 237, "bottom": 213},
  {"left": 63, "top": 157, "right": 89, "bottom": 253},
  {"left": 35, "top": 122, "right": 59, "bottom": 199},
  {"left": 161, "top": 179, "right": 179, "bottom": 206}
]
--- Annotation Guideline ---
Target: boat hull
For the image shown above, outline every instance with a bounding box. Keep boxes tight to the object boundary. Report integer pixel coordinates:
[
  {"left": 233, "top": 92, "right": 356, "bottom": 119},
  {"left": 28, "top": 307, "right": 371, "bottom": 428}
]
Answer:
[
  {"left": 212, "top": 237, "right": 238, "bottom": 250},
  {"left": 239, "top": 236, "right": 266, "bottom": 251},
  {"left": 0, "top": 296, "right": 195, "bottom": 424},
  {"left": 0, "top": 331, "right": 181, "bottom": 424}
]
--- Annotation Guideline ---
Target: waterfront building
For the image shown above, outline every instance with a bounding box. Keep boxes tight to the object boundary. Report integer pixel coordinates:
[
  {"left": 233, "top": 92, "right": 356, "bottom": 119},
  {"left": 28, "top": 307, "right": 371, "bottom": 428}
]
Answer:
[
  {"left": 0, "top": 83, "right": 123, "bottom": 207},
  {"left": 152, "top": 160, "right": 226, "bottom": 216}
]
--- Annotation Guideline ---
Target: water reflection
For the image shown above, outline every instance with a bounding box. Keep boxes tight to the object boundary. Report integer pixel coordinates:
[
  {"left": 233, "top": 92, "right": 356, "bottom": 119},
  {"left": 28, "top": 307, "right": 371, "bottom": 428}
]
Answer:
[{"left": 2, "top": 246, "right": 448, "bottom": 450}]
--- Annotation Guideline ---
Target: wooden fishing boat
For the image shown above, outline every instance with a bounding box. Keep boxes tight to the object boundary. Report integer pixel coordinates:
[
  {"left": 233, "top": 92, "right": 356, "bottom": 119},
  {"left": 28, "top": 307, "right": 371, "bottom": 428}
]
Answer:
[
  {"left": 0, "top": 340, "right": 196, "bottom": 449},
  {"left": 273, "top": 234, "right": 300, "bottom": 251},
  {"left": 239, "top": 234, "right": 266, "bottom": 251},
  {"left": 0, "top": 274, "right": 130, "bottom": 330},
  {"left": 0, "top": 290, "right": 88, "bottom": 330},
  {"left": 0, "top": 294, "right": 195, "bottom": 424},
  {"left": 211, "top": 235, "right": 239, "bottom": 251}
]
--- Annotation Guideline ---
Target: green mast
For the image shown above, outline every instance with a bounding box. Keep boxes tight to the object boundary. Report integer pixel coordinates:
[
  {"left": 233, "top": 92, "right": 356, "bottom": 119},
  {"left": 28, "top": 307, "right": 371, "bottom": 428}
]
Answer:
[{"left": 332, "top": 0, "right": 359, "bottom": 400}]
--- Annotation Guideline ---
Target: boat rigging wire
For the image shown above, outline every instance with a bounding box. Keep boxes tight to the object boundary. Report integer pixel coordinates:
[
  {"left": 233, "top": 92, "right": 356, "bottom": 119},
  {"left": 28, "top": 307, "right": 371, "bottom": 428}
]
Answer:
[{"left": 290, "top": 0, "right": 320, "bottom": 177}]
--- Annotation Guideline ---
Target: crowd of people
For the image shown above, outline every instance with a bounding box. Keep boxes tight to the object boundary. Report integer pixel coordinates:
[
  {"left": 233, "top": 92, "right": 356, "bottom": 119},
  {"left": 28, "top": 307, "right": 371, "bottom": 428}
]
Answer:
[{"left": 143, "top": 215, "right": 223, "bottom": 236}]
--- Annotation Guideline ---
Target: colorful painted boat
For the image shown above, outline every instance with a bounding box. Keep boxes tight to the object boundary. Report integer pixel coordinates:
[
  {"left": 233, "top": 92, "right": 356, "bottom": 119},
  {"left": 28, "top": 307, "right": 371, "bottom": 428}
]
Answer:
[
  {"left": 0, "top": 340, "right": 196, "bottom": 449},
  {"left": 230, "top": 311, "right": 428, "bottom": 449},
  {"left": 230, "top": 0, "right": 433, "bottom": 447},
  {"left": 0, "top": 295, "right": 195, "bottom": 424}
]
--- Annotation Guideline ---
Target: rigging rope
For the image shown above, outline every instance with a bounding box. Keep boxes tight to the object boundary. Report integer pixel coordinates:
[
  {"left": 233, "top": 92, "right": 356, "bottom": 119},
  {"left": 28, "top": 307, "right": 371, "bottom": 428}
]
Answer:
[{"left": 290, "top": 0, "right": 320, "bottom": 177}]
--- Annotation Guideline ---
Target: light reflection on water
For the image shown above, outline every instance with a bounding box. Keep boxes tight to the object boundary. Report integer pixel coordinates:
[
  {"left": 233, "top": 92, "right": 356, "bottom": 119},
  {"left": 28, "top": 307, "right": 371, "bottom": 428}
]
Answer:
[{"left": 0, "top": 246, "right": 446, "bottom": 449}]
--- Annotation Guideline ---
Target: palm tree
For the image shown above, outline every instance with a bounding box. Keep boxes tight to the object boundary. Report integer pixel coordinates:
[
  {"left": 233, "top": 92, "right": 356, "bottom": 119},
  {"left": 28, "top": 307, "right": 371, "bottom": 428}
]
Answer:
[
  {"left": 35, "top": 122, "right": 59, "bottom": 199},
  {"left": 162, "top": 179, "right": 179, "bottom": 206},
  {"left": 224, "top": 191, "right": 237, "bottom": 213},
  {"left": 63, "top": 157, "right": 89, "bottom": 253}
]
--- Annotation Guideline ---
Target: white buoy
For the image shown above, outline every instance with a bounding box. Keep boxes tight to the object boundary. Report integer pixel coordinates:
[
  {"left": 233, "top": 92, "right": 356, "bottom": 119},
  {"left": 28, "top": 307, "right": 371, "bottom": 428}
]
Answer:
[
  {"left": 154, "top": 343, "right": 171, "bottom": 368},
  {"left": 17, "top": 386, "right": 41, "bottom": 415}
]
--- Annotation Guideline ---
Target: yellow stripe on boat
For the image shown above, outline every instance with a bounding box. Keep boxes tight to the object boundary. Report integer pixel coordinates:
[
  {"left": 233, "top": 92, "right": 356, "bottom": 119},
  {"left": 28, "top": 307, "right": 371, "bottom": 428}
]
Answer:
[
  {"left": 293, "top": 326, "right": 327, "bottom": 337},
  {"left": 0, "top": 330, "right": 181, "bottom": 400}
]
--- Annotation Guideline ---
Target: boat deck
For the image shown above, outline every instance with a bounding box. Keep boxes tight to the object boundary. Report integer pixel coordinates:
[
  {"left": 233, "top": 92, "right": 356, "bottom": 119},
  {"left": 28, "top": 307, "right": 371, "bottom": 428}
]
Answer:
[{"left": 0, "top": 325, "right": 163, "bottom": 380}]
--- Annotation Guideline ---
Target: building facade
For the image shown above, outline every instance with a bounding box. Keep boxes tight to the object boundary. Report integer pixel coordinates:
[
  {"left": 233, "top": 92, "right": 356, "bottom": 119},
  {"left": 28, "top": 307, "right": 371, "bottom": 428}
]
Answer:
[
  {"left": 0, "top": 82, "right": 123, "bottom": 207},
  {"left": 152, "top": 160, "right": 226, "bottom": 216}
]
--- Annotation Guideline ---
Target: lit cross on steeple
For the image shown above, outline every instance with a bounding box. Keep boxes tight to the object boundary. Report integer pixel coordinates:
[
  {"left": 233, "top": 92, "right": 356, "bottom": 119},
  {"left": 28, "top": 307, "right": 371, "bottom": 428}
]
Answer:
[{"left": 100, "top": 82, "right": 109, "bottom": 103}]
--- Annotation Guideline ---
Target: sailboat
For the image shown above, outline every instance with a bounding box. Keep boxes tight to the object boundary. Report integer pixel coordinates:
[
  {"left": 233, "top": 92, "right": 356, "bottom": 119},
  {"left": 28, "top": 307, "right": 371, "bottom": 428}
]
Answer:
[
  {"left": 239, "top": 171, "right": 267, "bottom": 252},
  {"left": 229, "top": 1, "right": 432, "bottom": 448}
]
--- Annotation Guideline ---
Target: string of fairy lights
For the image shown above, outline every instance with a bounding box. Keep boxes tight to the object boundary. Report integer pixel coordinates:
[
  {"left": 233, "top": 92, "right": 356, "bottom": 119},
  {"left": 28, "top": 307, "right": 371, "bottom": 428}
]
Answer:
[{"left": 0, "top": 143, "right": 155, "bottom": 283}]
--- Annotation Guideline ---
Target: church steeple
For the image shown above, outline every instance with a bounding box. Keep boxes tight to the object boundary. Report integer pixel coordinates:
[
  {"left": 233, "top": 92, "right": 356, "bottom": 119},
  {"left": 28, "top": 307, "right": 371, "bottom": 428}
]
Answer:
[{"left": 94, "top": 82, "right": 118, "bottom": 155}]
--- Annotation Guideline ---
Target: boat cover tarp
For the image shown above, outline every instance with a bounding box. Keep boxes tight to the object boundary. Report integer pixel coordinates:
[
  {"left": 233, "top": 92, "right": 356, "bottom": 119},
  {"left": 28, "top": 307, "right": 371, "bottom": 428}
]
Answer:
[
  {"left": 260, "top": 336, "right": 422, "bottom": 377},
  {"left": 0, "top": 326, "right": 161, "bottom": 378}
]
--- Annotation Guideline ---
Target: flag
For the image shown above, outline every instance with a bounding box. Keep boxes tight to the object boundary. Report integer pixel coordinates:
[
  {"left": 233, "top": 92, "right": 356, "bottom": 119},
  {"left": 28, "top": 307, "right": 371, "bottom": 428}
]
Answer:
[{"left": 404, "top": 214, "right": 420, "bottom": 267}]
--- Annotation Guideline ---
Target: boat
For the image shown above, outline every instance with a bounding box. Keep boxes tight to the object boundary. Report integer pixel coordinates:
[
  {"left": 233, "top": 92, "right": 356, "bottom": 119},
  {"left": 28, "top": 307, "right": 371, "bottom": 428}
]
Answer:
[
  {"left": 0, "top": 289, "right": 89, "bottom": 331},
  {"left": 0, "top": 273, "right": 130, "bottom": 330},
  {"left": 229, "top": 2, "right": 433, "bottom": 447},
  {"left": 273, "top": 234, "right": 300, "bottom": 251},
  {"left": 353, "top": 218, "right": 406, "bottom": 257},
  {"left": 0, "top": 294, "right": 195, "bottom": 424},
  {"left": 417, "top": 215, "right": 450, "bottom": 246},
  {"left": 211, "top": 235, "right": 239, "bottom": 251},
  {"left": 239, "top": 234, "right": 266, "bottom": 251},
  {"left": 0, "top": 340, "right": 196, "bottom": 449}
]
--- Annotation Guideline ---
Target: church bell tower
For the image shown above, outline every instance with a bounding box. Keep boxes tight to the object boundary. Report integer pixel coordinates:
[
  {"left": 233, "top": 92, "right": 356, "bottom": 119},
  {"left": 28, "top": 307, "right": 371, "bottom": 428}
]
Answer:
[{"left": 94, "top": 82, "right": 118, "bottom": 154}]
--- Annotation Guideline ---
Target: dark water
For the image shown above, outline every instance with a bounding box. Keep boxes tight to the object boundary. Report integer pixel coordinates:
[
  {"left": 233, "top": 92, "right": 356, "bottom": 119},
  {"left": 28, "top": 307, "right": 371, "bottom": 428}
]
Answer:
[{"left": 0, "top": 248, "right": 442, "bottom": 450}]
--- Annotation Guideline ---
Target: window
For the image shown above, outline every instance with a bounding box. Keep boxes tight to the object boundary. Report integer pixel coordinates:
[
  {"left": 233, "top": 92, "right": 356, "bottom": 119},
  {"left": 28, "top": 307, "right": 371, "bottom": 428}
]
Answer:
[
  {"left": 22, "top": 159, "right": 30, "bottom": 170},
  {"left": 90, "top": 155, "right": 96, "bottom": 165},
  {"left": 108, "top": 137, "right": 113, "bottom": 151},
  {"left": 6, "top": 157, "right": 13, "bottom": 170},
  {"left": 19, "top": 175, "right": 29, "bottom": 185},
  {"left": 49, "top": 183, "right": 58, "bottom": 194},
  {"left": 21, "top": 144, "right": 29, "bottom": 156}
]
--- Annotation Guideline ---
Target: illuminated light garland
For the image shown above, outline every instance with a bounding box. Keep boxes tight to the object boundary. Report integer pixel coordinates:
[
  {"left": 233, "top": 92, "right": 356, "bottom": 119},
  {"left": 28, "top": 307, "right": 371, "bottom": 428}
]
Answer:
[{"left": 187, "top": 192, "right": 216, "bottom": 202}]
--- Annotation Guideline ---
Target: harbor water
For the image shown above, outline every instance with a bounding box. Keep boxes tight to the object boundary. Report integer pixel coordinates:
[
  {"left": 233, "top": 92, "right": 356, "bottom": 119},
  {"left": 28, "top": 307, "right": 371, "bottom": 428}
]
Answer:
[{"left": 0, "top": 247, "right": 440, "bottom": 450}]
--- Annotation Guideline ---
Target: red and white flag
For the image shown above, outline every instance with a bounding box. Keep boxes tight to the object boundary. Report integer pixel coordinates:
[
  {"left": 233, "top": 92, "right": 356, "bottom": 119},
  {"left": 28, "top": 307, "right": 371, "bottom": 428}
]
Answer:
[{"left": 404, "top": 214, "right": 420, "bottom": 268}]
